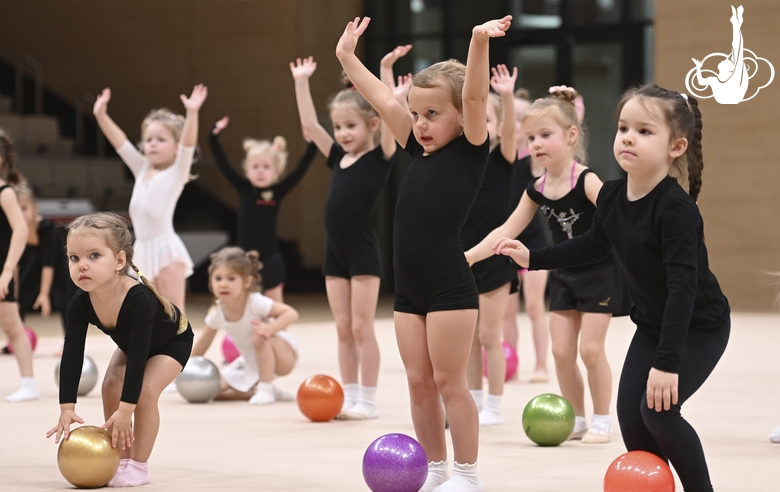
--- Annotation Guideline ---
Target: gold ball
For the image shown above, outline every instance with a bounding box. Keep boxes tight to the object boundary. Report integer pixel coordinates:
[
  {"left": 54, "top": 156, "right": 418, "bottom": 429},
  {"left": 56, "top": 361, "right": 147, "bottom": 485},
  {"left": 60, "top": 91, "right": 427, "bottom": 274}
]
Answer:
[{"left": 57, "top": 426, "right": 120, "bottom": 488}]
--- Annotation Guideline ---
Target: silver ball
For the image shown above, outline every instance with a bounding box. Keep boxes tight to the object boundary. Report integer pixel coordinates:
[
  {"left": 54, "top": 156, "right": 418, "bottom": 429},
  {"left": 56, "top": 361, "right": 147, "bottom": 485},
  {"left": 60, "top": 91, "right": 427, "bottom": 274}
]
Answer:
[
  {"left": 55, "top": 355, "right": 99, "bottom": 397},
  {"left": 176, "top": 356, "right": 221, "bottom": 403}
]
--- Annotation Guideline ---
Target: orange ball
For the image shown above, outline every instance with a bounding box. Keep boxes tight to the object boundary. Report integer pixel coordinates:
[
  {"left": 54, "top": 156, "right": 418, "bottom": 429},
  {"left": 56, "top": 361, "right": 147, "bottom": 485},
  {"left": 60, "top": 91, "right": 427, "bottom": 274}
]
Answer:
[
  {"left": 604, "top": 450, "right": 676, "bottom": 492},
  {"left": 297, "top": 375, "right": 344, "bottom": 422}
]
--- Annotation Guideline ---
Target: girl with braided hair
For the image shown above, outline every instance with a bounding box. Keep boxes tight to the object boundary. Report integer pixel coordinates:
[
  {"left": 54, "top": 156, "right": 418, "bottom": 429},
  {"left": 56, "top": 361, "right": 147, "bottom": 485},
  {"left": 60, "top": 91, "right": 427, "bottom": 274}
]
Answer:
[
  {"left": 489, "top": 84, "right": 729, "bottom": 492},
  {"left": 47, "top": 212, "right": 194, "bottom": 487}
]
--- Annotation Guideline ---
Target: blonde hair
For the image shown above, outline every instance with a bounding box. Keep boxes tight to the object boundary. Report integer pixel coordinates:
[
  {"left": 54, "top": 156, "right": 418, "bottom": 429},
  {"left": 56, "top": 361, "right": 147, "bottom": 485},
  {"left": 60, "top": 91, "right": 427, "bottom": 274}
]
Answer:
[
  {"left": 522, "top": 87, "right": 588, "bottom": 165},
  {"left": 242, "top": 136, "right": 289, "bottom": 174},
  {"left": 413, "top": 59, "right": 466, "bottom": 113},
  {"left": 207, "top": 246, "right": 263, "bottom": 295},
  {"left": 15, "top": 182, "right": 35, "bottom": 203},
  {"left": 139, "top": 108, "right": 197, "bottom": 179},
  {"left": 487, "top": 92, "right": 503, "bottom": 124},
  {"left": 329, "top": 74, "right": 381, "bottom": 146},
  {"left": 67, "top": 212, "right": 175, "bottom": 319},
  {"left": 0, "top": 131, "right": 22, "bottom": 185}
]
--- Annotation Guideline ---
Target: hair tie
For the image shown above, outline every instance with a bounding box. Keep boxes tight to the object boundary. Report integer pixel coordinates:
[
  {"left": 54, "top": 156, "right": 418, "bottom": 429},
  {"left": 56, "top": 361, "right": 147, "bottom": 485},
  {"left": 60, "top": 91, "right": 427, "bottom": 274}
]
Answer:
[
  {"left": 137, "top": 270, "right": 145, "bottom": 278},
  {"left": 679, "top": 93, "right": 693, "bottom": 113}
]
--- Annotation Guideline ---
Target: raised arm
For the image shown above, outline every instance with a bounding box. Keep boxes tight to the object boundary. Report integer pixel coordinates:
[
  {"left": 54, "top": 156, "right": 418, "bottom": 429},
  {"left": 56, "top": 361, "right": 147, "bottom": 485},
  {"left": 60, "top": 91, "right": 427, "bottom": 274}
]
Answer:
[
  {"left": 208, "top": 117, "right": 246, "bottom": 190},
  {"left": 462, "top": 16, "right": 512, "bottom": 146},
  {"left": 276, "top": 140, "right": 317, "bottom": 197},
  {"left": 290, "top": 57, "right": 335, "bottom": 157},
  {"left": 92, "top": 88, "right": 129, "bottom": 150},
  {"left": 465, "top": 190, "right": 537, "bottom": 265},
  {"left": 179, "top": 84, "right": 208, "bottom": 148},
  {"left": 379, "top": 45, "right": 412, "bottom": 158},
  {"left": 336, "top": 17, "right": 412, "bottom": 148},
  {"left": 490, "top": 64, "right": 518, "bottom": 162}
]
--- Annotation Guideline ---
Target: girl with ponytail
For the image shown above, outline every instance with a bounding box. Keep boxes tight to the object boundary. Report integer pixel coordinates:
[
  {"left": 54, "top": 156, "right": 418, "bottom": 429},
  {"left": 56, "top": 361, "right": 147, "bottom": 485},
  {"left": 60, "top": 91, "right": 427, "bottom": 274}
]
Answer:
[
  {"left": 489, "top": 84, "right": 729, "bottom": 492},
  {"left": 47, "top": 212, "right": 194, "bottom": 488}
]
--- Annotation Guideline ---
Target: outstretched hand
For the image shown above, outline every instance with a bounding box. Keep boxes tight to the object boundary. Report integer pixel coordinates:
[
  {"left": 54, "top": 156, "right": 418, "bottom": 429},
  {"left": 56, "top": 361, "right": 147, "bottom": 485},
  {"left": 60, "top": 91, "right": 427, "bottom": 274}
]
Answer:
[
  {"left": 473, "top": 15, "right": 513, "bottom": 39},
  {"left": 381, "top": 44, "right": 412, "bottom": 68},
  {"left": 492, "top": 237, "right": 530, "bottom": 267},
  {"left": 393, "top": 74, "right": 413, "bottom": 102},
  {"left": 93, "top": 88, "right": 112, "bottom": 116},
  {"left": 103, "top": 409, "right": 134, "bottom": 450},
  {"left": 180, "top": 84, "right": 208, "bottom": 112},
  {"left": 290, "top": 56, "right": 317, "bottom": 81},
  {"left": 490, "top": 64, "right": 518, "bottom": 96},
  {"left": 213, "top": 116, "right": 229, "bottom": 135},
  {"left": 46, "top": 409, "right": 84, "bottom": 444},
  {"left": 336, "top": 17, "right": 371, "bottom": 60}
]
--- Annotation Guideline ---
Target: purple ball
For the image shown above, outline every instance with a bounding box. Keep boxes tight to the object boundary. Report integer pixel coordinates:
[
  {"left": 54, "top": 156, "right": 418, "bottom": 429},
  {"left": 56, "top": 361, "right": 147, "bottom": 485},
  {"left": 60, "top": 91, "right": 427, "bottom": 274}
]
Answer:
[{"left": 362, "top": 433, "right": 428, "bottom": 492}]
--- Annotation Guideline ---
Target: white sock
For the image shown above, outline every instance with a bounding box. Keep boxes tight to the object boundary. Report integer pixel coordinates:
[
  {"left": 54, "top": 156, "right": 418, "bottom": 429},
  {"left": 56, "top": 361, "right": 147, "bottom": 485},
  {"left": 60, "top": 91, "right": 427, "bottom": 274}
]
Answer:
[
  {"left": 570, "top": 416, "right": 588, "bottom": 439},
  {"left": 5, "top": 377, "right": 39, "bottom": 402},
  {"left": 478, "top": 394, "right": 504, "bottom": 426},
  {"left": 433, "top": 461, "right": 482, "bottom": 492},
  {"left": 469, "top": 389, "right": 484, "bottom": 412},
  {"left": 342, "top": 383, "right": 359, "bottom": 411},
  {"left": 770, "top": 425, "right": 780, "bottom": 443},
  {"left": 420, "top": 460, "right": 449, "bottom": 492},
  {"left": 344, "top": 386, "right": 377, "bottom": 417},
  {"left": 590, "top": 413, "right": 611, "bottom": 434}
]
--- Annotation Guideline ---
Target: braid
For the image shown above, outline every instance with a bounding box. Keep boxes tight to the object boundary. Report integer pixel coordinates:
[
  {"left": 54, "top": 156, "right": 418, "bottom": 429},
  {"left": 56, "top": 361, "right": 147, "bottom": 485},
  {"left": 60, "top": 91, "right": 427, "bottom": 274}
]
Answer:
[
  {"left": 0, "top": 132, "right": 21, "bottom": 185},
  {"left": 128, "top": 261, "right": 175, "bottom": 319},
  {"left": 686, "top": 96, "right": 704, "bottom": 202}
]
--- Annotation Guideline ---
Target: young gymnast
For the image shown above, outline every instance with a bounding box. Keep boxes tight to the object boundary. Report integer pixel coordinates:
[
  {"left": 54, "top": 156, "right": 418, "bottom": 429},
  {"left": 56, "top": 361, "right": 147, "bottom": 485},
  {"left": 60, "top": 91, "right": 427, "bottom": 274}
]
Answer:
[
  {"left": 190, "top": 246, "right": 299, "bottom": 404},
  {"left": 209, "top": 118, "right": 316, "bottom": 303},
  {"left": 462, "top": 64, "right": 519, "bottom": 427},
  {"left": 337, "top": 14, "right": 512, "bottom": 491},
  {"left": 502, "top": 88, "right": 550, "bottom": 383},
  {"left": 93, "top": 84, "right": 208, "bottom": 314},
  {"left": 0, "top": 133, "right": 38, "bottom": 402},
  {"left": 290, "top": 54, "right": 398, "bottom": 420},
  {"left": 466, "top": 86, "right": 632, "bottom": 444},
  {"left": 47, "top": 212, "right": 194, "bottom": 487},
  {"left": 492, "top": 84, "right": 730, "bottom": 491}
]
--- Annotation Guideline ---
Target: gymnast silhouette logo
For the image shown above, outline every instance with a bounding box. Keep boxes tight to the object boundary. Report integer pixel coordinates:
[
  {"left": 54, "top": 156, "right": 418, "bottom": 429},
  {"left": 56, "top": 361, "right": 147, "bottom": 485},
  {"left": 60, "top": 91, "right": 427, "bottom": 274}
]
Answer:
[
  {"left": 542, "top": 206, "right": 580, "bottom": 240},
  {"left": 685, "top": 5, "right": 774, "bottom": 104}
]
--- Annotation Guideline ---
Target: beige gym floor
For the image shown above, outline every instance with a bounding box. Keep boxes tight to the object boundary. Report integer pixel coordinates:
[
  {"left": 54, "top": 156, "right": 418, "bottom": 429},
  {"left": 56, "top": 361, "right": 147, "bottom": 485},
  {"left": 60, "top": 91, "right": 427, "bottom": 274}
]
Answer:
[{"left": 2, "top": 293, "right": 778, "bottom": 491}]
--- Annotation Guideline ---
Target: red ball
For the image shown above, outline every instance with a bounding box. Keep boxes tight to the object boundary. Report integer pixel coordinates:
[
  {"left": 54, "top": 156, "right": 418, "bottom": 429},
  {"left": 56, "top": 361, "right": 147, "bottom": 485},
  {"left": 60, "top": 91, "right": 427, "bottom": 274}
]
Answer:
[
  {"left": 297, "top": 375, "right": 344, "bottom": 422},
  {"left": 221, "top": 335, "right": 240, "bottom": 363},
  {"left": 7, "top": 326, "right": 37, "bottom": 354},
  {"left": 604, "top": 451, "right": 676, "bottom": 492}
]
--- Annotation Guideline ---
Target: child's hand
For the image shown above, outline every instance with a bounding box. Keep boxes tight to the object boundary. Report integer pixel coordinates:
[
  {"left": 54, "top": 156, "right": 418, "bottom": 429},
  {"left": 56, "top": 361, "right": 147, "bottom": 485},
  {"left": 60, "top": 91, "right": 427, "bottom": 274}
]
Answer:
[
  {"left": 490, "top": 64, "right": 518, "bottom": 96},
  {"left": 381, "top": 44, "right": 412, "bottom": 69},
  {"left": 473, "top": 15, "right": 513, "bottom": 39},
  {"left": 213, "top": 116, "right": 230, "bottom": 135},
  {"left": 290, "top": 56, "right": 317, "bottom": 81},
  {"left": 335, "top": 17, "right": 371, "bottom": 60},
  {"left": 93, "top": 88, "right": 111, "bottom": 116},
  {"left": 103, "top": 409, "right": 134, "bottom": 450},
  {"left": 0, "top": 270, "right": 13, "bottom": 299},
  {"left": 646, "top": 368, "right": 679, "bottom": 412},
  {"left": 392, "top": 74, "right": 413, "bottom": 102},
  {"left": 251, "top": 320, "right": 274, "bottom": 339},
  {"left": 180, "top": 84, "right": 208, "bottom": 113},
  {"left": 492, "top": 237, "right": 530, "bottom": 267},
  {"left": 33, "top": 293, "right": 51, "bottom": 317},
  {"left": 302, "top": 128, "right": 312, "bottom": 143},
  {"left": 46, "top": 410, "right": 84, "bottom": 444}
]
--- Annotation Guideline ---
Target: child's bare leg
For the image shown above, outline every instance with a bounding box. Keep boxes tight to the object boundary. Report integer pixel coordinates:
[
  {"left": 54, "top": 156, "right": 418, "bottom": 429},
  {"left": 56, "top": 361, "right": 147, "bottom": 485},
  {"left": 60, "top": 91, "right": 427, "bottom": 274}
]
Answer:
[
  {"left": 131, "top": 355, "right": 183, "bottom": 462},
  {"left": 550, "top": 310, "right": 587, "bottom": 438},
  {"left": 269, "top": 337, "right": 296, "bottom": 377},
  {"left": 325, "top": 276, "right": 358, "bottom": 410},
  {"left": 579, "top": 312, "right": 613, "bottom": 443},
  {"left": 152, "top": 263, "right": 187, "bottom": 315},
  {"left": 501, "top": 290, "right": 520, "bottom": 351},
  {"left": 466, "top": 327, "right": 483, "bottom": 395},
  {"left": 263, "top": 285, "right": 284, "bottom": 303},
  {"left": 477, "top": 284, "right": 510, "bottom": 426},
  {"left": 102, "top": 349, "right": 130, "bottom": 459},
  {"left": 523, "top": 269, "right": 549, "bottom": 378},
  {"left": 0, "top": 302, "right": 33, "bottom": 377}
]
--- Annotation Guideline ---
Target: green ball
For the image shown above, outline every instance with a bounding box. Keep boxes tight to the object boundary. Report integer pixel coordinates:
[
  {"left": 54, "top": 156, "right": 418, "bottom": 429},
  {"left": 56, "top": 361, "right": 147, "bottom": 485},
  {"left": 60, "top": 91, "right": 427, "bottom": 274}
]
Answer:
[{"left": 522, "top": 393, "right": 576, "bottom": 446}]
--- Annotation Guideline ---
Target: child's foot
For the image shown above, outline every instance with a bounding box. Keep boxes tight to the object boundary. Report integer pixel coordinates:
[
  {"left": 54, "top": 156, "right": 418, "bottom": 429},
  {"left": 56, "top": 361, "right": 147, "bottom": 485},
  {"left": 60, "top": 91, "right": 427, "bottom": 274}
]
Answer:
[
  {"left": 249, "top": 383, "right": 275, "bottom": 405},
  {"left": 529, "top": 370, "right": 549, "bottom": 383},
  {"left": 420, "top": 461, "right": 449, "bottom": 492},
  {"left": 569, "top": 417, "right": 588, "bottom": 440},
  {"left": 770, "top": 425, "right": 780, "bottom": 443},
  {"left": 478, "top": 408, "right": 504, "bottom": 427},
  {"left": 108, "top": 460, "right": 150, "bottom": 487},
  {"left": 336, "top": 403, "right": 378, "bottom": 420},
  {"left": 432, "top": 462, "right": 482, "bottom": 492},
  {"left": 581, "top": 421, "right": 611, "bottom": 444},
  {"left": 5, "top": 384, "right": 39, "bottom": 402},
  {"left": 272, "top": 385, "right": 295, "bottom": 402}
]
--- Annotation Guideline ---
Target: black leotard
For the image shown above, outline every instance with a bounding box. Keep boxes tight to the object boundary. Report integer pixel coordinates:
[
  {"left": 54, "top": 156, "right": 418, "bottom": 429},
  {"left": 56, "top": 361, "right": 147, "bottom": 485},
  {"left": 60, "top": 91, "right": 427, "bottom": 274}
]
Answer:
[
  {"left": 60, "top": 284, "right": 193, "bottom": 404},
  {"left": 322, "top": 143, "right": 395, "bottom": 278},
  {"left": 510, "top": 154, "right": 549, "bottom": 250},
  {"left": 461, "top": 146, "right": 516, "bottom": 293},
  {"left": 394, "top": 131, "right": 490, "bottom": 314}
]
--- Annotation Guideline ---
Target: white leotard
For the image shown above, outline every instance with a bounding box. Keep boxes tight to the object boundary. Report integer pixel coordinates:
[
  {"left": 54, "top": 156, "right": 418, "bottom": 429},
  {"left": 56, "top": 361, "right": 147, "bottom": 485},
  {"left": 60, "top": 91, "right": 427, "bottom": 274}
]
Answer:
[{"left": 116, "top": 140, "right": 194, "bottom": 280}]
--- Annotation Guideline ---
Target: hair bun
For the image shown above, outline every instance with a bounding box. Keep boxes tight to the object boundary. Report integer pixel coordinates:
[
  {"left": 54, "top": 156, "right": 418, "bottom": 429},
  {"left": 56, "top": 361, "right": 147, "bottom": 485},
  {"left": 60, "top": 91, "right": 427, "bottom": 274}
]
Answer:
[
  {"left": 242, "top": 138, "right": 260, "bottom": 152},
  {"left": 514, "top": 88, "right": 531, "bottom": 101},
  {"left": 340, "top": 70, "right": 355, "bottom": 89},
  {"left": 548, "top": 85, "right": 579, "bottom": 104},
  {"left": 272, "top": 136, "right": 287, "bottom": 153}
]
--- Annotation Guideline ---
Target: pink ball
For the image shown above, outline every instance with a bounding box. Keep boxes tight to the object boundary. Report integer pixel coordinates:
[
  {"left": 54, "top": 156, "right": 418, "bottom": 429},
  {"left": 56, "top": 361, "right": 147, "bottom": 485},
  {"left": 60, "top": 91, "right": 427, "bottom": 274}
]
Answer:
[
  {"left": 221, "top": 335, "right": 240, "bottom": 363},
  {"left": 483, "top": 341, "right": 519, "bottom": 381},
  {"left": 7, "top": 326, "right": 37, "bottom": 354}
]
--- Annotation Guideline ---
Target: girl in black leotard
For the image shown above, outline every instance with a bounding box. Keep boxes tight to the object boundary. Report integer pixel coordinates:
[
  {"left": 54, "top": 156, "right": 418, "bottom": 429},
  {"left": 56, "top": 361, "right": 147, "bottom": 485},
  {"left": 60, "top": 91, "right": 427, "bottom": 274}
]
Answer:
[
  {"left": 209, "top": 117, "right": 316, "bottom": 303},
  {"left": 467, "top": 87, "right": 632, "bottom": 445},
  {"left": 493, "top": 85, "right": 729, "bottom": 492},
  {"left": 463, "top": 64, "right": 519, "bottom": 427},
  {"left": 0, "top": 132, "right": 38, "bottom": 402},
  {"left": 338, "top": 15, "right": 513, "bottom": 492},
  {"left": 290, "top": 54, "right": 398, "bottom": 421},
  {"left": 47, "top": 212, "right": 194, "bottom": 488}
]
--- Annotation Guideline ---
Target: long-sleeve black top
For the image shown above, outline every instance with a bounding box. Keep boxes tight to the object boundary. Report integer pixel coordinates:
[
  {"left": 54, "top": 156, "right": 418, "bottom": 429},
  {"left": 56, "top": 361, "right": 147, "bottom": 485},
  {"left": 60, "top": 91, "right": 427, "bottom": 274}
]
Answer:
[
  {"left": 528, "top": 177, "right": 729, "bottom": 373},
  {"left": 209, "top": 130, "right": 317, "bottom": 255}
]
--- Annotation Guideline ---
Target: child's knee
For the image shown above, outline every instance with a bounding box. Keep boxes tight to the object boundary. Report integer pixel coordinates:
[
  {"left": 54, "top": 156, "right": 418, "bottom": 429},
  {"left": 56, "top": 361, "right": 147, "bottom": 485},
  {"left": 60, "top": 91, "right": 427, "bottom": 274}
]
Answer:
[
  {"left": 640, "top": 403, "right": 680, "bottom": 433},
  {"left": 579, "top": 341, "right": 605, "bottom": 366}
]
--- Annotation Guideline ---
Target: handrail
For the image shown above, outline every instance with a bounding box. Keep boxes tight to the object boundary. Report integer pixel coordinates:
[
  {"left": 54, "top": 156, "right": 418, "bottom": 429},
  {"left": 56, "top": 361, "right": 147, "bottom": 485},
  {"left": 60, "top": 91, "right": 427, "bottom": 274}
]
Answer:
[{"left": 15, "top": 54, "right": 44, "bottom": 114}]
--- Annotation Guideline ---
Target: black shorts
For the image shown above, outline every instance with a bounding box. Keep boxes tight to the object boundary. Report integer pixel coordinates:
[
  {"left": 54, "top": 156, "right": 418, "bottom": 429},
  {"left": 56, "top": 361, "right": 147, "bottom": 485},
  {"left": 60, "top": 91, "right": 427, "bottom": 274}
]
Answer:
[
  {"left": 471, "top": 254, "right": 517, "bottom": 294},
  {"left": 548, "top": 266, "right": 632, "bottom": 315},
  {"left": 322, "top": 234, "right": 383, "bottom": 279},
  {"left": 148, "top": 322, "right": 194, "bottom": 370},
  {"left": 259, "top": 252, "right": 286, "bottom": 290}
]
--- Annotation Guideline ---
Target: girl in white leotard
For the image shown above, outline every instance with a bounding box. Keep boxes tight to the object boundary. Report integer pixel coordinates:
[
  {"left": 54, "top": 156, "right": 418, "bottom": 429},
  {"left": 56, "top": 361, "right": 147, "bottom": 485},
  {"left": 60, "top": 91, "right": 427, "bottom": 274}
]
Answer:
[{"left": 93, "top": 85, "right": 208, "bottom": 314}]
